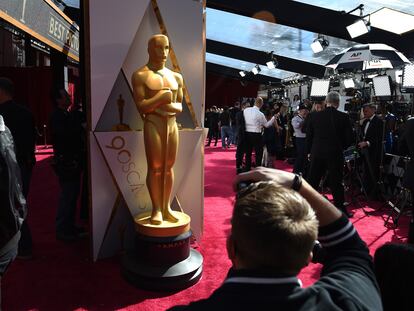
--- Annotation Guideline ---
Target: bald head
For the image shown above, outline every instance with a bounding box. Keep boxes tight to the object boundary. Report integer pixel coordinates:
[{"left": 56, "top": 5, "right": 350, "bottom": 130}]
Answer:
[
  {"left": 148, "top": 34, "right": 168, "bottom": 48},
  {"left": 147, "top": 34, "right": 169, "bottom": 65}
]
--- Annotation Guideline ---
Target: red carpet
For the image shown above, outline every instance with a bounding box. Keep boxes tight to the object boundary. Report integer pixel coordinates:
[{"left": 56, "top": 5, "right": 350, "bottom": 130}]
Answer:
[{"left": 2, "top": 145, "right": 408, "bottom": 310}]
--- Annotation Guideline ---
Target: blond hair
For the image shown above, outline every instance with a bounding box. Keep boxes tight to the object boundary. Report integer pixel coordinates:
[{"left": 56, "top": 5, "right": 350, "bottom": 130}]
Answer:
[{"left": 233, "top": 182, "right": 318, "bottom": 272}]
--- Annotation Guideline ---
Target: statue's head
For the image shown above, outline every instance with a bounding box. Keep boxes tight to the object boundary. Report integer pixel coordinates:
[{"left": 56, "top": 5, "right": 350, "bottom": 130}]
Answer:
[{"left": 148, "top": 34, "right": 169, "bottom": 64}]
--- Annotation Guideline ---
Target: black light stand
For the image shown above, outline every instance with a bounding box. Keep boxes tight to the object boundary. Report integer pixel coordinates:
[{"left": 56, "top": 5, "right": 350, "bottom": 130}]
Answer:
[
  {"left": 344, "top": 120, "right": 369, "bottom": 215},
  {"left": 374, "top": 105, "right": 388, "bottom": 202},
  {"left": 384, "top": 155, "right": 413, "bottom": 228}
]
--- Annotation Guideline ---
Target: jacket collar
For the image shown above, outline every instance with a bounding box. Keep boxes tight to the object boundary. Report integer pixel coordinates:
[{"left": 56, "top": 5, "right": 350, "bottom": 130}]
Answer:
[{"left": 224, "top": 268, "right": 302, "bottom": 287}]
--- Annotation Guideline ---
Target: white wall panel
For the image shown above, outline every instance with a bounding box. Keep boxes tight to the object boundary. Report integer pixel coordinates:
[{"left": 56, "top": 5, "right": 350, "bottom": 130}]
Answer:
[
  {"left": 89, "top": 0, "right": 150, "bottom": 130},
  {"left": 157, "top": 0, "right": 204, "bottom": 126},
  {"left": 122, "top": 4, "right": 160, "bottom": 88},
  {"left": 90, "top": 133, "right": 118, "bottom": 260}
]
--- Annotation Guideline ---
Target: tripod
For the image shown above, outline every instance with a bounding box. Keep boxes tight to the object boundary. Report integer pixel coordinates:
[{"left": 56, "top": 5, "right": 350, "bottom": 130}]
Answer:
[
  {"left": 384, "top": 156, "right": 413, "bottom": 228},
  {"left": 358, "top": 111, "right": 388, "bottom": 206},
  {"left": 345, "top": 121, "right": 369, "bottom": 214},
  {"left": 344, "top": 146, "right": 369, "bottom": 215}
]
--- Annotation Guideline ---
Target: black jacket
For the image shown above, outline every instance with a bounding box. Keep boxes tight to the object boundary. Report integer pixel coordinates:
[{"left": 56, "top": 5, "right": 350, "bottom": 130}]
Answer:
[
  {"left": 0, "top": 100, "right": 36, "bottom": 170},
  {"left": 362, "top": 115, "right": 384, "bottom": 163},
  {"left": 219, "top": 110, "right": 231, "bottom": 127},
  {"left": 306, "top": 107, "right": 353, "bottom": 158},
  {"left": 50, "top": 108, "right": 85, "bottom": 162},
  {"left": 168, "top": 216, "right": 382, "bottom": 311},
  {"left": 0, "top": 116, "right": 26, "bottom": 250}
]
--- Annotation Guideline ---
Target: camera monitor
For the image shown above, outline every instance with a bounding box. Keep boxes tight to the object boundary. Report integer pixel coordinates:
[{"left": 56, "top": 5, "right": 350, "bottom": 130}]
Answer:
[
  {"left": 402, "top": 64, "right": 414, "bottom": 92},
  {"left": 372, "top": 75, "right": 391, "bottom": 97},
  {"left": 310, "top": 79, "right": 330, "bottom": 98}
]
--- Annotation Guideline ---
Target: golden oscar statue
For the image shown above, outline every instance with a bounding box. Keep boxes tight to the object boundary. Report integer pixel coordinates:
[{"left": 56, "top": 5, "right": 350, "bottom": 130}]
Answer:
[
  {"left": 112, "top": 94, "right": 131, "bottom": 131},
  {"left": 131, "top": 34, "right": 190, "bottom": 235},
  {"left": 123, "top": 34, "right": 202, "bottom": 291}
]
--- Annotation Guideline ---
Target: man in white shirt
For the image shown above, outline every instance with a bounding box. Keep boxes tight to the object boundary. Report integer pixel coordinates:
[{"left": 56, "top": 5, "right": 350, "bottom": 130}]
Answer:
[
  {"left": 243, "top": 97, "right": 275, "bottom": 171},
  {"left": 291, "top": 104, "right": 309, "bottom": 174}
]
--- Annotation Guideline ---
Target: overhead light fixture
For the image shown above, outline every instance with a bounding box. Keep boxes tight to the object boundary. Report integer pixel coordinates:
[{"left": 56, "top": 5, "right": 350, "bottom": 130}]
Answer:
[
  {"left": 252, "top": 64, "right": 261, "bottom": 75},
  {"left": 345, "top": 4, "right": 371, "bottom": 38},
  {"left": 311, "top": 35, "right": 329, "bottom": 53},
  {"left": 239, "top": 70, "right": 246, "bottom": 77},
  {"left": 370, "top": 7, "right": 414, "bottom": 35},
  {"left": 266, "top": 51, "right": 278, "bottom": 69},
  {"left": 343, "top": 78, "right": 355, "bottom": 89},
  {"left": 346, "top": 19, "right": 370, "bottom": 38},
  {"left": 266, "top": 60, "right": 276, "bottom": 69}
]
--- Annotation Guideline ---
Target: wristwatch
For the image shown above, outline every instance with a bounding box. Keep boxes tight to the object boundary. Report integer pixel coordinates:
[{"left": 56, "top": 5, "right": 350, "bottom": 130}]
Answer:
[{"left": 292, "top": 173, "right": 302, "bottom": 191}]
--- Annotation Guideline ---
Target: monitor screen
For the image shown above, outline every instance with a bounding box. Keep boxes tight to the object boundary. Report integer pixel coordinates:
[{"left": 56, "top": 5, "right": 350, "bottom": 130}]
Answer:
[{"left": 310, "top": 79, "right": 330, "bottom": 97}]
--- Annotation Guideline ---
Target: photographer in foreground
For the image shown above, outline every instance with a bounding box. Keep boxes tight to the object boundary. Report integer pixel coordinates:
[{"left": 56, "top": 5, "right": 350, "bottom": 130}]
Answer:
[{"left": 169, "top": 167, "right": 382, "bottom": 310}]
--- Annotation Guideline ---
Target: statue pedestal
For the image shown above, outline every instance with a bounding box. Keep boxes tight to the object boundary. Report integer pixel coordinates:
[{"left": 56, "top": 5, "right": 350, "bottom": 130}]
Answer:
[{"left": 121, "top": 211, "right": 203, "bottom": 291}]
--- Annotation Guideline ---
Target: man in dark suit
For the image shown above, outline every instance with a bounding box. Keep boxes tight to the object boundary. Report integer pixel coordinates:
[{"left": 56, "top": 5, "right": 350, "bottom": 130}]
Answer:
[
  {"left": 306, "top": 91, "right": 353, "bottom": 217},
  {"left": 205, "top": 106, "right": 220, "bottom": 146},
  {"left": 358, "top": 103, "right": 384, "bottom": 197},
  {"left": 235, "top": 102, "right": 247, "bottom": 174},
  {"left": 50, "top": 88, "right": 86, "bottom": 241}
]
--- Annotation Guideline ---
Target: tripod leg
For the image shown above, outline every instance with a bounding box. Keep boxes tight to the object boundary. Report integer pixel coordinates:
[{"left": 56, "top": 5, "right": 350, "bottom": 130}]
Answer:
[{"left": 394, "top": 189, "right": 409, "bottom": 227}]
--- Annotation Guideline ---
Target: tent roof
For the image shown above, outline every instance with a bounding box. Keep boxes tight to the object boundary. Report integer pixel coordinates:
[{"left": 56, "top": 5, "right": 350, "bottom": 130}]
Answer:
[{"left": 206, "top": 0, "right": 414, "bottom": 83}]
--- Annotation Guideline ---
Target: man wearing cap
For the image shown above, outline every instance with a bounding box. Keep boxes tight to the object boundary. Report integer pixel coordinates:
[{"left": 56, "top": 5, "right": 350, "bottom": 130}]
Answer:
[{"left": 291, "top": 103, "right": 309, "bottom": 175}]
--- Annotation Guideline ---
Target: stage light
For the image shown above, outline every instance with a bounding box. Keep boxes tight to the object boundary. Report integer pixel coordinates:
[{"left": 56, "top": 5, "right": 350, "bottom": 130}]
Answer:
[
  {"left": 346, "top": 19, "right": 370, "bottom": 38},
  {"left": 372, "top": 75, "right": 391, "bottom": 97},
  {"left": 310, "top": 79, "right": 330, "bottom": 97},
  {"left": 370, "top": 7, "right": 414, "bottom": 35},
  {"left": 311, "top": 36, "right": 329, "bottom": 53},
  {"left": 343, "top": 78, "right": 355, "bottom": 89},
  {"left": 239, "top": 71, "right": 246, "bottom": 77},
  {"left": 266, "top": 60, "right": 276, "bottom": 69},
  {"left": 252, "top": 65, "right": 261, "bottom": 75},
  {"left": 266, "top": 51, "right": 278, "bottom": 69},
  {"left": 402, "top": 64, "right": 414, "bottom": 90}
]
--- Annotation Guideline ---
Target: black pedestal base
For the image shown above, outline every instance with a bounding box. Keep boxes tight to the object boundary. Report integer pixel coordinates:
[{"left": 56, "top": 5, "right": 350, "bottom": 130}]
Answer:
[{"left": 121, "top": 231, "right": 203, "bottom": 291}]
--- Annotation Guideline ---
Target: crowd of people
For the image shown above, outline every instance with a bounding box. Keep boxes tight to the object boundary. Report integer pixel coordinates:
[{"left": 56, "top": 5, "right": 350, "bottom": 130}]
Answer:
[
  {"left": 2, "top": 73, "right": 414, "bottom": 310},
  {"left": 195, "top": 92, "right": 414, "bottom": 310},
  {"left": 206, "top": 92, "right": 413, "bottom": 220}
]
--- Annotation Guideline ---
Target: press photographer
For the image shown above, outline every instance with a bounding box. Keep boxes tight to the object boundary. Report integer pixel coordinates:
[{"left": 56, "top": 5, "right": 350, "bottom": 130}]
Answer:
[
  {"left": 358, "top": 103, "right": 385, "bottom": 199},
  {"left": 306, "top": 91, "right": 354, "bottom": 217}
]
